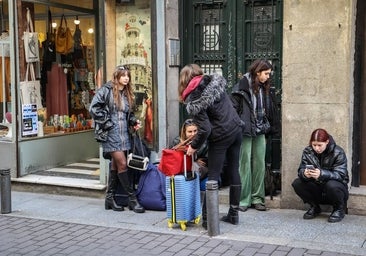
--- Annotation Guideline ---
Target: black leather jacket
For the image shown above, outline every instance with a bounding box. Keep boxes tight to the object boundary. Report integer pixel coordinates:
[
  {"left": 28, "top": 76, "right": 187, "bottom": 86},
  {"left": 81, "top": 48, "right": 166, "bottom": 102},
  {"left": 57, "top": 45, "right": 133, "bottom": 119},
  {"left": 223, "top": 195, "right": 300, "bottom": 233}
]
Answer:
[
  {"left": 297, "top": 136, "right": 349, "bottom": 185},
  {"left": 231, "top": 76, "right": 256, "bottom": 137},
  {"left": 89, "top": 82, "right": 137, "bottom": 142}
]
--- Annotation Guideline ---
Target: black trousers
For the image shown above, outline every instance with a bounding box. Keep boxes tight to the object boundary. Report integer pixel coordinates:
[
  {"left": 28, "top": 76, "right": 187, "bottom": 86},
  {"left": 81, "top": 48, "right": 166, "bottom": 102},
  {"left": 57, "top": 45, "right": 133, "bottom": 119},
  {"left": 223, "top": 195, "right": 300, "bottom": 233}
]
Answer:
[
  {"left": 207, "top": 128, "right": 242, "bottom": 186},
  {"left": 292, "top": 178, "right": 349, "bottom": 208}
]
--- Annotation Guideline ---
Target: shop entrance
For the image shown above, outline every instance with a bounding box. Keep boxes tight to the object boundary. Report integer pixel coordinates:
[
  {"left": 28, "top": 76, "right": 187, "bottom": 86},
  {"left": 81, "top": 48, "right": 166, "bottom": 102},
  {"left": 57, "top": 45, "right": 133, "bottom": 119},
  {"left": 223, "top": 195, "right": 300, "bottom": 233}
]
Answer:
[
  {"left": 180, "top": 0, "right": 283, "bottom": 188},
  {"left": 353, "top": 0, "right": 366, "bottom": 186}
]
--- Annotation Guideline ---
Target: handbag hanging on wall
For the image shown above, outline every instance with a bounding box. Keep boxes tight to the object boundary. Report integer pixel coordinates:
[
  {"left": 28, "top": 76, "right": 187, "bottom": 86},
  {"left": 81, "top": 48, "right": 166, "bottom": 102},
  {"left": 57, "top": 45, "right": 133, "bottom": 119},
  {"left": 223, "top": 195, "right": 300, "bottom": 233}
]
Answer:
[
  {"left": 42, "top": 9, "right": 56, "bottom": 68},
  {"left": 55, "top": 14, "right": 73, "bottom": 55},
  {"left": 20, "top": 63, "right": 43, "bottom": 110},
  {"left": 23, "top": 8, "right": 39, "bottom": 63}
]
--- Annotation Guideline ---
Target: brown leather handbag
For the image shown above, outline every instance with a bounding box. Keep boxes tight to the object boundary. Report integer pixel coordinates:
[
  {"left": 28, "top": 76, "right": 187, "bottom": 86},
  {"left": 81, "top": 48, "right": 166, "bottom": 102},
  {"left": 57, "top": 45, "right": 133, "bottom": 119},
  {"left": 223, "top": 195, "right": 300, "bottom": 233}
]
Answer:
[{"left": 55, "top": 14, "right": 73, "bottom": 54}]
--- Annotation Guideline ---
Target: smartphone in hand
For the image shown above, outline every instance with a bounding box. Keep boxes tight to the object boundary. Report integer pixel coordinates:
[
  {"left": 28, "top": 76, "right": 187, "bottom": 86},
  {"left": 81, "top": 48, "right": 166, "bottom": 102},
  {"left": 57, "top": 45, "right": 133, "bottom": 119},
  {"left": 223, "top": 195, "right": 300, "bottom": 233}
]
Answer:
[{"left": 306, "top": 164, "right": 315, "bottom": 170}]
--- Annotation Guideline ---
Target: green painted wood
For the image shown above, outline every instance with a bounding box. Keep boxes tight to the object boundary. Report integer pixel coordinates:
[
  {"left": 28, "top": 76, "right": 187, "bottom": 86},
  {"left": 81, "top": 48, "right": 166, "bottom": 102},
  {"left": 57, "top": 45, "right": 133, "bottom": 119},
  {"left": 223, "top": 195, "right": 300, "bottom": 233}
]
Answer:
[{"left": 180, "top": 0, "right": 283, "bottom": 172}]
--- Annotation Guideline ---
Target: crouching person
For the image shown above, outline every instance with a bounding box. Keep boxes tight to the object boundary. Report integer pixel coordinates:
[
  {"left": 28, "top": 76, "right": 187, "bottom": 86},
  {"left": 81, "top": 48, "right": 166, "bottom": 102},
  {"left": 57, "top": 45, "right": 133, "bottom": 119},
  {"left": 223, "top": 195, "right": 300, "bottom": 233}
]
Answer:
[{"left": 292, "top": 128, "right": 349, "bottom": 223}]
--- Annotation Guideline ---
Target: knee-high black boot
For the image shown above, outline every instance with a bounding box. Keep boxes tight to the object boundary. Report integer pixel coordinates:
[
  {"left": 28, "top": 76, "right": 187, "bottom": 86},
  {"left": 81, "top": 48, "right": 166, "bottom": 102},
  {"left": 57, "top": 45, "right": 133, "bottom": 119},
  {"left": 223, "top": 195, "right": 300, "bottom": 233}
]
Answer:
[
  {"left": 118, "top": 171, "right": 145, "bottom": 213},
  {"left": 221, "top": 185, "right": 241, "bottom": 225},
  {"left": 105, "top": 170, "right": 124, "bottom": 211}
]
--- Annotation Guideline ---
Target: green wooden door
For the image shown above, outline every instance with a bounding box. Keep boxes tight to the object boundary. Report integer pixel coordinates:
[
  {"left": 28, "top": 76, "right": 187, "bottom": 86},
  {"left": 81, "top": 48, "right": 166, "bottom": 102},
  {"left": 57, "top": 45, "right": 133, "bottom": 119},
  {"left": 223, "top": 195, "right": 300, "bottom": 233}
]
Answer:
[{"left": 180, "top": 0, "right": 283, "bottom": 170}]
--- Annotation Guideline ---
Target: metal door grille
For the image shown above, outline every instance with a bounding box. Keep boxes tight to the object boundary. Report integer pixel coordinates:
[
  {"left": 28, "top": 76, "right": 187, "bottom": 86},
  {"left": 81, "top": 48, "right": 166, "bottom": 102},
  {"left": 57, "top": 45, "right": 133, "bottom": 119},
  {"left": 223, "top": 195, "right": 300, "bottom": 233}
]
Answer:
[
  {"left": 192, "top": 2, "right": 225, "bottom": 75},
  {"left": 241, "top": 0, "right": 282, "bottom": 171},
  {"left": 243, "top": 0, "right": 282, "bottom": 90},
  {"left": 181, "top": 0, "right": 283, "bottom": 173}
]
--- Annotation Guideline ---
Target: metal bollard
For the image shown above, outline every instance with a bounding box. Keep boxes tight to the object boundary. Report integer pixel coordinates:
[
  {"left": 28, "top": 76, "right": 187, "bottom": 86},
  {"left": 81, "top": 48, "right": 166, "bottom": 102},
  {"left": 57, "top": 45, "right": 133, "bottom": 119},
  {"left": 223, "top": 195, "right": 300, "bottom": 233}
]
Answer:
[
  {"left": 206, "top": 180, "right": 220, "bottom": 236},
  {"left": 0, "top": 169, "right": 11, "bottom": 214}
]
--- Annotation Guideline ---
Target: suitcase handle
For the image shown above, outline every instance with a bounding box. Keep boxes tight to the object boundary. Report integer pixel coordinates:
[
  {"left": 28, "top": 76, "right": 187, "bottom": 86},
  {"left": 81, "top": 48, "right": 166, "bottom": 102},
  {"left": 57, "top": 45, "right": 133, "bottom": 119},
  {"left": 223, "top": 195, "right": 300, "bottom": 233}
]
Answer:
[
  {"left": 172, "top": 134, "right": 195, "bottom": 150},
  {"left": 183, "top": 152, "right": 195, "bottom": 180}
]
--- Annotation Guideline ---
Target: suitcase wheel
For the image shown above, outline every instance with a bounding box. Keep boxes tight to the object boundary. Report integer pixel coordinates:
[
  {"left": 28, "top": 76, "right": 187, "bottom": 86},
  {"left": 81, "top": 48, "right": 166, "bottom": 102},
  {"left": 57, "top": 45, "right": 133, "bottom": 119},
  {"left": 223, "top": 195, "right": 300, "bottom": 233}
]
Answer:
[
  {"left": 179, "top": 222, "right": 187, "bottom": 231},
  {"left": 167, "top": 220, "right": 174, "bottom": 228},
  {"left": 194, "top": 216, "right": 201, "bottom": 224}
]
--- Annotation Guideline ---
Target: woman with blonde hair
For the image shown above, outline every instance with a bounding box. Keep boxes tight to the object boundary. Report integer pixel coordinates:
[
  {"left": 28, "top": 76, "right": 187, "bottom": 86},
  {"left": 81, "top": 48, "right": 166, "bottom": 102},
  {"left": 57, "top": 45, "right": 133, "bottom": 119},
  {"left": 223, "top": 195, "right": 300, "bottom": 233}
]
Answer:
[{"left": 171, "top": 118, "right": 208, "bottom": 181}]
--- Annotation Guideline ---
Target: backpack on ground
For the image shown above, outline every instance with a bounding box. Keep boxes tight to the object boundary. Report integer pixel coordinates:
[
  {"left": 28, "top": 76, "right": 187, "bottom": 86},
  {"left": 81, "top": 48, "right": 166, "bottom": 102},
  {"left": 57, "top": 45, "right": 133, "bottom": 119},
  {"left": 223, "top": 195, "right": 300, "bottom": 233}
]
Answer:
[{"left": 136, "top": 162, "right": 166, "bottom": 211}]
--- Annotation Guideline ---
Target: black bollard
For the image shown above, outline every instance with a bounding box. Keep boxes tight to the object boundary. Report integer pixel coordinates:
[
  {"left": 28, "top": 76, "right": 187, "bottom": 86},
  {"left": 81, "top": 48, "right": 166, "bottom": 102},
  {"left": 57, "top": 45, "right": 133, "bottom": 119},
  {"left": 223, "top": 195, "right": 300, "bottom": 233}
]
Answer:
[
  {"left": 0, "top": 169, "right": 11, "bottom": 214},
  {"left": 206, "top": 180, "right": 220, "bottom": 236}
]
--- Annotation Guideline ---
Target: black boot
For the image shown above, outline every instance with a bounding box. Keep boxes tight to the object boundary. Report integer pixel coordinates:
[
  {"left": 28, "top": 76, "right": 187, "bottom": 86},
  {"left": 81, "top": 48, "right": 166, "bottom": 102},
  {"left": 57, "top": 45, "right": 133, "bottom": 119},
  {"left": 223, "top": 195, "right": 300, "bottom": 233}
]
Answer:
[
  {"left": 328, "top": 204, "right": 345, "bottom": 223},
  {"left": 202, "top": 194, "right": 207, "bottom": 230},
  {"left": 118, "top": 171, "right": 145, "bottom": 213},
  {"left": 105, "top": 170, "right": 124, "bottom": 211},
  {"left": 221, "top": 185, "right": 241, "bottom": 225},
  {"left": 303, "top": 204, "right": 321, "bottom": 219}
]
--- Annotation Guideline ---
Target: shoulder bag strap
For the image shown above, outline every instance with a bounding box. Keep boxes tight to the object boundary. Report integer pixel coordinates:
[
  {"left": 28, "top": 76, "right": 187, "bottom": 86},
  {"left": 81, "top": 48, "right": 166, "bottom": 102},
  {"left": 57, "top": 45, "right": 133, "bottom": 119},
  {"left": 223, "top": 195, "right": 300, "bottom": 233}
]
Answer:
[
  {"left": 26, "top": 8, "right": 34, "bottom": 33},
  {"left": 171, "top": 134, "right": 195, "bottom": 150}
]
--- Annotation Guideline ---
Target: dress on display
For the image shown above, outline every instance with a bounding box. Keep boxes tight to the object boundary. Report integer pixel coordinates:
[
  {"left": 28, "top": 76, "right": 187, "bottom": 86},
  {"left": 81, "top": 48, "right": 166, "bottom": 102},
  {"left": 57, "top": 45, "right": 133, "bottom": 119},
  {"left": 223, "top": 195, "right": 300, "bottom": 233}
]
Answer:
[
  {"left": 144, "top": 98, "right": 153, "bottom": 144},
  {"left": 46, "top": 63, "right": 68, "bottom": 118}
]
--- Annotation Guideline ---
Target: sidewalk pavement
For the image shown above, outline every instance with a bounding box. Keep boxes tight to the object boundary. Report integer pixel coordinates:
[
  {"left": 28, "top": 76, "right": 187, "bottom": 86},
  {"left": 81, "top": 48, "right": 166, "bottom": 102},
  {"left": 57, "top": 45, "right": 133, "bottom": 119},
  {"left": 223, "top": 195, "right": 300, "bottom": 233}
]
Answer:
[{"left": 1, "top": 191, "right": 365, "bottom": 256}]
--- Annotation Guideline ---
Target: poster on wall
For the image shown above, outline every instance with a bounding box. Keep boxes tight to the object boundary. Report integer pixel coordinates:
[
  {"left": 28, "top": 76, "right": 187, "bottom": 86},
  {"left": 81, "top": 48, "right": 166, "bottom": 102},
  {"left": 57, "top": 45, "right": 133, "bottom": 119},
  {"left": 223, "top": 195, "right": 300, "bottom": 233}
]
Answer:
[
  {"left": 22, "top": 104, "right": 38, "bottom": 137},
  {"left": 116, "top": 0, "right": 153, "bottom": 145}
]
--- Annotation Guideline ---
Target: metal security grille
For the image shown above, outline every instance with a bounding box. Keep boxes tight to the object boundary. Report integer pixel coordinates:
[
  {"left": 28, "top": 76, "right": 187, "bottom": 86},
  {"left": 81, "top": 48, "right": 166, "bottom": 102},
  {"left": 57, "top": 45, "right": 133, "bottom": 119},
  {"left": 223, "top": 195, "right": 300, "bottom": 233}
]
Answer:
[
  {"left": 192, "top": 2, "right": 225, "bottom": 75},
  {"left": 242, "top": 0, "right": 282, "bottom": 91},
  {"left": 239, "top": 0, "right": 282, "bottom": 172}
]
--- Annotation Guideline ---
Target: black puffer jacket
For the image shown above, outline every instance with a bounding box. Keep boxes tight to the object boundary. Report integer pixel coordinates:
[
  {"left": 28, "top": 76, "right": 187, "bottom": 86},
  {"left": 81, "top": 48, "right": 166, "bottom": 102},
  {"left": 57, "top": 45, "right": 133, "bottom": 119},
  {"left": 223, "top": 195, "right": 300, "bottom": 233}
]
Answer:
[
  {"left": 297, "top": 136, "right": 349, "bottom": 185},
  {"left": 184, "top": 74, "right": 244, "bottom": 150}
]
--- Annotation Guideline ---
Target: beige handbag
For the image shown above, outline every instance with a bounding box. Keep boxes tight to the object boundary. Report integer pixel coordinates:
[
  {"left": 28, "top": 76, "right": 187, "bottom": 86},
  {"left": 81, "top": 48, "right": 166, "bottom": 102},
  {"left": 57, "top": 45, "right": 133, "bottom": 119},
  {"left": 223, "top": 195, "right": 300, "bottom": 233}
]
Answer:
[
  {"left": 23, "top": 8, "right": 39, "bottom": 62},
  {"left": 20, "top": 63, "right": 43, "bottom": 110}
]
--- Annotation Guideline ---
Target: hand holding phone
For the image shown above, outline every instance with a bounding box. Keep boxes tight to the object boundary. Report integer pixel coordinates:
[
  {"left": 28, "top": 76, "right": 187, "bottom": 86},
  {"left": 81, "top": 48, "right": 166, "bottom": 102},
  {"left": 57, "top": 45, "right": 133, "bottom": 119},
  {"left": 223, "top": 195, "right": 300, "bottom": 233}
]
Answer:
[{"left": 306, "top": 164, "right": 315, "bottom": 170}]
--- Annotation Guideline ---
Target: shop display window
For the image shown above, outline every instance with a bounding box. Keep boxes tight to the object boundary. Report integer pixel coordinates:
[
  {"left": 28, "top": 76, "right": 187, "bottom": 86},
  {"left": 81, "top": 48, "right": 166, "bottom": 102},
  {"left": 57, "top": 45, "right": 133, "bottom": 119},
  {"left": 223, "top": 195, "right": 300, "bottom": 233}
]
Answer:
[
  {"left": 116, "top": 0, "right": 153, "bottom": 146},
  {"left": 19, "top": 1, "right": 97, "bottom": 138},
  {"left": 0, "top": 0, "right": 11, "bottom": 140}
]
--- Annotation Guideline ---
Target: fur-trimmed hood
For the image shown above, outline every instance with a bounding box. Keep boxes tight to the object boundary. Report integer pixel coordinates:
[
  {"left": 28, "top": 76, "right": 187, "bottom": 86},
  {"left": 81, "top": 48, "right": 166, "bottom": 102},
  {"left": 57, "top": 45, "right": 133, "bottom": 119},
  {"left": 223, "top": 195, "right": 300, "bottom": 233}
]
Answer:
[{"left": 185, "top": 73, "right": 226, "bottom": 115}]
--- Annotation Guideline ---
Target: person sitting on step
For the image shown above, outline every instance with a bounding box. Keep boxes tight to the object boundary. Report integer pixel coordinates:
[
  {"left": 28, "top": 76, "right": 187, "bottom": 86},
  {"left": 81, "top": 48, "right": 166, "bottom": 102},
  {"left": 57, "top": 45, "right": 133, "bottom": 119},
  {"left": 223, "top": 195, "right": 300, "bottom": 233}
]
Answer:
[{"left": 170, "top": 118, "right": 208, "bottom": 182}]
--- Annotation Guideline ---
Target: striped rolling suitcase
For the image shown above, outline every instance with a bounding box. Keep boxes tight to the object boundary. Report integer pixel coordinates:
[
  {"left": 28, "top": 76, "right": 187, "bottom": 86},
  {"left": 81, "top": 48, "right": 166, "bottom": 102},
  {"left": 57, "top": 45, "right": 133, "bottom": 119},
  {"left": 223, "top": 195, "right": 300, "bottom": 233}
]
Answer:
[{"left": 166, "top": 155, "right": 201, "bottom": 231}]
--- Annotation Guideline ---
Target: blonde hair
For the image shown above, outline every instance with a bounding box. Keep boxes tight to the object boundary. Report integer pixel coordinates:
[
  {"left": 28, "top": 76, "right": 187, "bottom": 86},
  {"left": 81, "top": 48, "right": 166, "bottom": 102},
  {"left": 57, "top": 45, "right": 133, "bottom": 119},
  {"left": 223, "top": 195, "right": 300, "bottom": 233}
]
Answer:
[
  {"left": 178, "top": 64, "right": 204, "bottom": 102},
  {"left": 111, "top": 65, "right": 135, "bottom": 110},
  {"left": 180, "top": 119, "right": 197, "bottom": 142}
]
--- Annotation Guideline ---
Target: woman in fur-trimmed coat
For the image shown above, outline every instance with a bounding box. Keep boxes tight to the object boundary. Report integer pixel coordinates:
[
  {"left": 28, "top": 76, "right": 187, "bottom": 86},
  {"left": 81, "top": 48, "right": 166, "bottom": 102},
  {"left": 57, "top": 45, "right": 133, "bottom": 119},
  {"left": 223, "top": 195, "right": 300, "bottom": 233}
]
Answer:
[{"left": 178, "top": 64, "right": 244, "bottom": 228}]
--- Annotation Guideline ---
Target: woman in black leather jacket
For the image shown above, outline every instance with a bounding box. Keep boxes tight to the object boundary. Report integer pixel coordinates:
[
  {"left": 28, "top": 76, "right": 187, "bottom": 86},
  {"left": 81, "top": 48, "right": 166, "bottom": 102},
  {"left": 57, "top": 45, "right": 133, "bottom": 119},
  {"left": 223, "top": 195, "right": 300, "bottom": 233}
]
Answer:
[
  {"left": 178, "top": 64, "right": 244, "bottom": 228},
  {"left": 292, "top": 128, "right": 349, "bottom": 223},
  {"left": 89, "top": 65, "right": 145, "bottom": 214}
]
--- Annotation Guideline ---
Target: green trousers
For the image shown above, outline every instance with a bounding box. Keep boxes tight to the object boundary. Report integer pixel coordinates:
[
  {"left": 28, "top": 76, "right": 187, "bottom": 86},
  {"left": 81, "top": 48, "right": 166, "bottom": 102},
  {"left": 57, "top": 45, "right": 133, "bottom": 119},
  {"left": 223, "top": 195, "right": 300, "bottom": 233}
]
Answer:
[{"left": 239, "top": 135, "right": 266, "bottom": 206}]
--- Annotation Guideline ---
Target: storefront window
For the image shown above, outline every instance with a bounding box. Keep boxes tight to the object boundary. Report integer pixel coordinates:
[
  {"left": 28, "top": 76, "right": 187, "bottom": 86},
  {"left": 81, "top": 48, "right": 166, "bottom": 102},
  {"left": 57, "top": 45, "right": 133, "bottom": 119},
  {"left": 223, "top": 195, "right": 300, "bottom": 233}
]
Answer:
[
  {"left": 0, "top": 0, "right": 11, "bottom": 140},
  {"left": 20, "top": 1, "right": 96, "bottom": 138},
  {"left": 48, "top": 0, "right": 93, "bottom": 9},
  {"left": 116, "top": 0, "right": 153, "bottom": 146}
]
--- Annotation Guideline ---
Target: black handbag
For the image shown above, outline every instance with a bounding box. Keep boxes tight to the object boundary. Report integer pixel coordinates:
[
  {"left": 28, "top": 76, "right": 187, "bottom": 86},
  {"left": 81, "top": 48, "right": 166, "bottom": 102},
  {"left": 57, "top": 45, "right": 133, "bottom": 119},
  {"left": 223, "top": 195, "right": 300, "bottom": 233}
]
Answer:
[
  {"left": 256, "top": 89, "right": 271, "bottom": 135},
  {"left": 256, "top": 115, "right": 271, "bottom": 135},
  {"left": 127, "top": 132, "right": 150, "bottom": 171}
]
